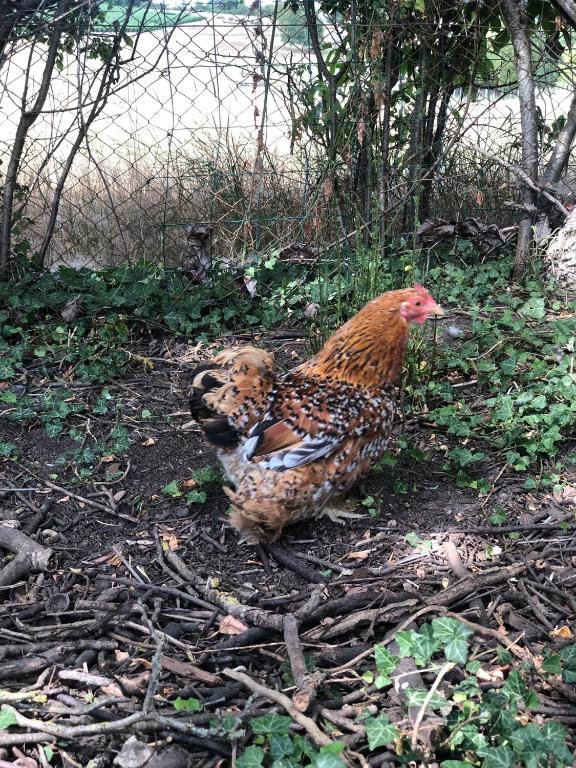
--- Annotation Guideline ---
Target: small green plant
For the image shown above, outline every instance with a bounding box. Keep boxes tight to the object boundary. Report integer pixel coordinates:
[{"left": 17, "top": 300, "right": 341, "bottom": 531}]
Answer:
[
  {"left": 163, "top": 480, "right": 182, "bottom": 498},
  {"left": 0, "top": 442, "right": 17, "bottom": 459},
  {"left": 354, "top": 620, "right": 575, "bottom": 767},
  {"left": 489, "top": 507, "right": 507, "bottom": 526},
  {"left": 361, "top": 494, "right": 379, "bottom": 518},
  {"left": 172, "top": 696, "right": 202, "bottom": 712},
  {"left": 405, "top": 531, "right": 433, "bottom": 549},
  {"left": 236, "top": 713, "right": 347, "bottom": 768}
]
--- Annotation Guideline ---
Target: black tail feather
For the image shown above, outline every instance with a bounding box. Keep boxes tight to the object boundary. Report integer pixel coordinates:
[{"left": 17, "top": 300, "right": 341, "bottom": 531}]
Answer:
[{"left": 189, "top": 363, "right": 240, "bottom": 449}]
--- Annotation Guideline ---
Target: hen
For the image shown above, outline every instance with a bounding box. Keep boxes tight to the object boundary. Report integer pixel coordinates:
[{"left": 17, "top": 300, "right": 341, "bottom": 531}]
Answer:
[{"left": 189, "top": 285, "right": 443, "bottom": 542}]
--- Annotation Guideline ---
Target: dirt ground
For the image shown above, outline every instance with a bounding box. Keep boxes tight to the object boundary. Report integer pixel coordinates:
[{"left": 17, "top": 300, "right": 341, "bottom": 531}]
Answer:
[{"left": 1, "top": 332, "right": 575, "bottom": 767}]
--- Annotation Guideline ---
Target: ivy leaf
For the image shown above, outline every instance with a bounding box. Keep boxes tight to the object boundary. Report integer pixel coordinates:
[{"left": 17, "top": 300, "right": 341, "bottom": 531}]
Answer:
[
  {"left": 162, "top": 479, "right": 182, "bottom": 497},
  {"left": 519, "top": 297, "right": 546, "bottom": 320},
  {"left": 0, "top": 708, "right": 17, "bottom": 730},
  {"left": 541, "top": 721, "right": 575, "bottom": 762},
  {"left": 236, "top": 746, "right": 265, "bottom": 768},
  {"left": 541, "top": 653, "right": 562, "bottom": 675},
  {"left": 404, "top": 687, "right": 452, "bottom": 716},
  {"left": 501, "top": 669, "right": 527, "bottom": 704},
  {"left": 45, "top": 421, "right": 63, "bottom": 438},
  {"left": 559, "top": 642, "right": 576, "bottom": 683},
  {"left": 269, "top": 733, "right": 294, "bottom": 760},
  {"left": 251, "top": 713, "right": 292, "bottom": 735},
  {"left": 373, "top": 645, "right": 399, "bottom": 687},
  {"left": 530, "top": 394, "right": 547, "bottom": 410},
  {"left": 447, "top": 447, "right": 485, "bottom": 467},
  {"left": 186, "top": 489, "right": 207, "bottom": 504},
  {"left": 405, "top": 531, "right": 421, "bottom": 547},
  {"left": 172, "top": 696, "right": 202, "bottom": 712},
  {"left": 509, "top": 723, "right": 544, "bottom": 761},
  {"left": 493, "top": 396, "right": 514, "bottom": 421},
  {"left": 489, "top": 508, "right": 507, "bottom": 526},
  {"left": 441, "top": 762, "right": 475, "bottom": 768},
  {"left": 396, "top": 624, "right": 441, "bottom": 666},
  {"left": 312, "top": 756, "right": 347, "bottom": 768},
  {"left": 478, "top": 746, "right": 515, "bottom": 768},
  {"left": 363, "top": 714, "right": 400, "bottom": 750},
  {"left": 432, "top": 617, "right": 473, "bottom": 664}
]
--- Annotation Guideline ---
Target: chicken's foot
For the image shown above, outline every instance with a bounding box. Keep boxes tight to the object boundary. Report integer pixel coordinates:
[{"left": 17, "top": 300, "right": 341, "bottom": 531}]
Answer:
[{"left": 320, "top": 497, "right": 365, "bottom": 524}]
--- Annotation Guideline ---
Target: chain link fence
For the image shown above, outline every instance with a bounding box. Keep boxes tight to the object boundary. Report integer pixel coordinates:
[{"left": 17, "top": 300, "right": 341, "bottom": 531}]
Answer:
[
  {"left": 1, "top": 0, "right": 575, "bottom": 275},
  {"left": 1, "top": 1, "right": 326, "bottom": 272}
]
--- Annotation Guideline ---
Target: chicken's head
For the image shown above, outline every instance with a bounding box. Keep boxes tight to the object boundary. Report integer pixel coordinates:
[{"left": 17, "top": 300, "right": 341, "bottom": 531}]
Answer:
[{"left": 399, "top": 284, "right": 443, "bottom": 325}]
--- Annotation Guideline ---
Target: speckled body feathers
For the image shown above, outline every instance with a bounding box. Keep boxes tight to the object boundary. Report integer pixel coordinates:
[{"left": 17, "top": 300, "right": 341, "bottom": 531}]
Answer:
[{"left": 189, "top": 286, "right": 441, "bottom": 541}]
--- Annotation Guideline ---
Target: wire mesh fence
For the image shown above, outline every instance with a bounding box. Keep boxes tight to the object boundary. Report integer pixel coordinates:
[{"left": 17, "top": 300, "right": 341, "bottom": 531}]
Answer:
[
  {"left": 1, "top": 0, "right": 324, "bottom": 271},
  {"left": 1, "top": 0, "right": 575, "bottom": 277}
]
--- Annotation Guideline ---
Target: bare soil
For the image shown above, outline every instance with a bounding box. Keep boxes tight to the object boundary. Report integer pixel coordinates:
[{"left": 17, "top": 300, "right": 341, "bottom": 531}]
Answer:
[{"left": 1, "top": 332, "right": 575, "bottom": 767}]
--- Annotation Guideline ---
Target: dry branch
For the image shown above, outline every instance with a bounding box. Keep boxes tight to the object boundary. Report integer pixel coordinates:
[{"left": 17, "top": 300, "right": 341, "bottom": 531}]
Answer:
[
  {"left": 222, "top": 668, "right": 332, "bottom": 748},
  {"left": 0, "top": 525, "right": 52, "bottom": 587}
]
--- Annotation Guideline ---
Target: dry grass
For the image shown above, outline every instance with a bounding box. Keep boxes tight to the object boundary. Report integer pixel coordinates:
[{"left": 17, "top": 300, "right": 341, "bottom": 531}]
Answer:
[
  {"left": 24, "top": 135, "right": 324, "bottom": 270},
  {"left": 18, "top": 129, "right": 530, "bottom": 271}
]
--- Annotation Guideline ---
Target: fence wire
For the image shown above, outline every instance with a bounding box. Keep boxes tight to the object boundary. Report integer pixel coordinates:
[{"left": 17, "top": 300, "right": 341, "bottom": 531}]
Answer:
[{"left": 0, "top": 0, "right": 575, "bottom": 274}]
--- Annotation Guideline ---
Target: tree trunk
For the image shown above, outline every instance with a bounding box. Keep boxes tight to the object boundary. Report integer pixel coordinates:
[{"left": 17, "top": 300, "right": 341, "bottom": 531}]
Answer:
[
  {"left": 0, "top": 0, "right": 72, "bottom": 274},
  {"left": 545, "top": 207, "right": 576, "bottom": 289},
  {"left": 501, "top": 0, "right": 539, "bottom": 278}
]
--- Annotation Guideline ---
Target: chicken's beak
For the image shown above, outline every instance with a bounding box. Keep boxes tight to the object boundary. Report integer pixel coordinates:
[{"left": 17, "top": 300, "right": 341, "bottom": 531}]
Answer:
[{"left": 428, "top": 304, "right": 444, "bottom": 317}]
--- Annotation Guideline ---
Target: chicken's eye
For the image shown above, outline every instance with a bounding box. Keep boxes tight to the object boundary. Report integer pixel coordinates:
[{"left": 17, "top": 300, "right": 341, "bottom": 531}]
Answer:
[{"left": 414, "top": 301, "right": 421, "bottom": 306}]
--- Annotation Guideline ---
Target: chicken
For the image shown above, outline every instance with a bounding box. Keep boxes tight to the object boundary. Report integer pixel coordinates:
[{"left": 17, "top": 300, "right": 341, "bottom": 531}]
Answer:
[{"left": 189, "top": 284, "right": 443, "bottom": 542}]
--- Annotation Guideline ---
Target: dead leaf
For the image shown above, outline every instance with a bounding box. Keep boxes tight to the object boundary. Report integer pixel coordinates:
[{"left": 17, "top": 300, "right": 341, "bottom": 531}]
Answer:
[
  {"left": 344, "top": 585, "right": 369, "bottom": 595},
  {"left": 243, "top": 274, "right": 258, "bottom": 298},
  {"left": 11, "top": 748, "right": 38, "bottom": 768},
  {"left": 181, "top": 479, "right": 197, "bottom": 488},
  {"left": 159, "top": 528, "right": 179, "bottom": 551},
  {"left": 344, "top": 550, "right": 370, "bottom": 560},
  {"left": 160, "top": 656, "right": 221, "bottom": 685},
  {"left": 219, "top": 615, "right": 249, "bottom": 635},
  {"left": 90, "top": 552, "right": 122, "bottom": 567},
  {"left": 142, "top": 437, "right": 156, "bottom": 447},
  {"left": 56, "top": 495, "right": 70, "bottom": 504},
  {"left": 369, "top": 28, "right": 384, "bottom": 59},
  {"left": 556, "top": 485, "right": 576, "bottom": 504},
  {"left": 114, "top": 736, "right": 153, "bottom": 768},
  {"left": 475, "top": 190, "right": 485, "bottom": 206},
  {"left": 100, "top": 682, "right": 124, "bottom": 698},
  {"left": 476, "top": 666, "right": 504, "bottom": 683},
  {"left": 115, "top": 650, "right": 130, "bottom": 663},
  {"left": 105, "top": 462, "right": 121, "bottom": 476},
  {"left": 118, "top": 671, "right": 150, "bottom": 694},
  {"left": 113, "top": 490, "right": 126, "bottom": 503},
  {"left": 162, "top": 534, "right": 179, "bottom": 552},
  {"left": 101, "top": 455, "right": 116, "bottom": 463},
  {"left": 129, "top": 657, "right": 153, "bottom": 670},
  {"left": 357, "top": 117, "right": 366, "bottom": 145},
  {"left": 551, "top": 625, "right": 573, "bottom": 638}
]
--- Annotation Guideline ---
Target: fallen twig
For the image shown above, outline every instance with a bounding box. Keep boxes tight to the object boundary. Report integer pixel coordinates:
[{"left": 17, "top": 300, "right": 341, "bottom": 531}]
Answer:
[
  {"left": 284, "top": 614, "right": 322, "bottom": 712},
  {"left": 222, "top": 668, "right": 333, "bottom": 748},
  {"left": 0, "top": 525, "right": 53, "bottom": 587}
]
